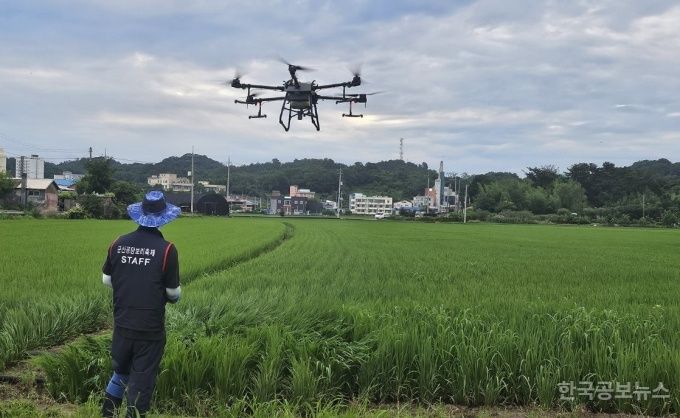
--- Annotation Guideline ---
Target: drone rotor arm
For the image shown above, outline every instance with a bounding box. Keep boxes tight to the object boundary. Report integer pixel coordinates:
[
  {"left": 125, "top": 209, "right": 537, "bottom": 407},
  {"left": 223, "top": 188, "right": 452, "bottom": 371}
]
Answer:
[
  {"left": 253, "top": 96, "right": 286, "bottom": 102},
  {"left": 234, "top": 82, "right": 284, "bottom": 91},
  {"left": 313, "top": 82, "right": 353, "bottom": 91},
  {"left": 316, "top": 95, "right": 349, "bottom": 101}
]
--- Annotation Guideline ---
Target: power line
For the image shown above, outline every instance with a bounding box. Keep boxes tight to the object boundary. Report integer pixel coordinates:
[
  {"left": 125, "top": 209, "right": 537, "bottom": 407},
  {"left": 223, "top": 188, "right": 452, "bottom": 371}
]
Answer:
[
  {"left": 0, "top": 133, "right": 85, "bottom": 154},
  {"left": 2, "top": 150, "right": 85, "bottom": 161}
]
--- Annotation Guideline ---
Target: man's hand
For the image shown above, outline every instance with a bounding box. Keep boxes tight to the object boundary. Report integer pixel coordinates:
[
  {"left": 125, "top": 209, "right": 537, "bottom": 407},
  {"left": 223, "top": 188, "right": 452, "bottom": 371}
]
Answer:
[{"left": 165, "top": 287, "right": 181, "bottom": 304}]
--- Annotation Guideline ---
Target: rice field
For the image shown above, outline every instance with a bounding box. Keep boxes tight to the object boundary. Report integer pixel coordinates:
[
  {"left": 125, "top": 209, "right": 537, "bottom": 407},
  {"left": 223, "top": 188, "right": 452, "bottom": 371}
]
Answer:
[
  {"left": 0, "top": 217, "right": 288, "bottom": 371},
  {"left": 2, "top": 218, "right": 680, "bottom": 416}
]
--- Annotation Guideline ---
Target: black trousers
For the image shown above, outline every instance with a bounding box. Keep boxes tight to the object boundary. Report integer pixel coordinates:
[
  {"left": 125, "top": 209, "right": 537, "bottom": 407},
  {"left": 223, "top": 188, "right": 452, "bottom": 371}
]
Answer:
[{"left": 111, "top": 326, "right": 165, "bottom": 414}]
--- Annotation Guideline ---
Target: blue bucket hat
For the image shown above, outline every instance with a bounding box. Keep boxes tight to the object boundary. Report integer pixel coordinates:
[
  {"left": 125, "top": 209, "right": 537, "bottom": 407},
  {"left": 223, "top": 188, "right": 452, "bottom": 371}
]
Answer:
[{"left": 127, "top": 191, "right": 181, "bottom": 228}]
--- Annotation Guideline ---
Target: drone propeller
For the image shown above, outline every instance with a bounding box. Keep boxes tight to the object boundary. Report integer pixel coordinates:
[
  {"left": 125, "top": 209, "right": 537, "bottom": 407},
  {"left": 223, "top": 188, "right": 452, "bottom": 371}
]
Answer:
[
  {"left": 229, "top": 69, "right": 247, "bottom": 88},
  {"left": 276, "top": 56, "right": 314, "bottom": 72},
  {"left": 346, "top": 91, "right": 383, "bottom": 97},
  {"left": 237, "top": 91, "right": 261, "bottom": 99},
  {"left": 237, "top": 90, "right": 263, "bottom": 102},
  {"left": 348, "top": 63, "right": 362, "bottom": 78},
  {"left": 346, "top": 63, "right": 363, "bottom": 86}
]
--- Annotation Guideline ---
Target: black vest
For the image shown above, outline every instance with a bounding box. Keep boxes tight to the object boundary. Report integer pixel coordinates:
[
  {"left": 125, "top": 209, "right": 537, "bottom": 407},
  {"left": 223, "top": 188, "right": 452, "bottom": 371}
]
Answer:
[{"left": 108, "top": 227, "right": 173, "bottom": 333}]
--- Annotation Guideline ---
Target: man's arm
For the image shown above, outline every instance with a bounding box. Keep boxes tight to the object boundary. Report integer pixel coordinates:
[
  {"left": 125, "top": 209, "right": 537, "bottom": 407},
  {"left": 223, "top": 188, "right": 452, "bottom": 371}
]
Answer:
[
  {"left": 102, "top": 273, "right": 112, "bottom": 287},
  {"left": 162, "top": 244, "right": 181, "bottom": 303},
  {"left": 102, "top": 244, "right": 114, "bottom": 288}
]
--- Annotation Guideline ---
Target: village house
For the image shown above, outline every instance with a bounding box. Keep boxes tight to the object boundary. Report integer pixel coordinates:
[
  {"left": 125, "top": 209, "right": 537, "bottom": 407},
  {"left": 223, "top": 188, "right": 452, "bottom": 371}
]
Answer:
[{"left": 14, "top": 179, "right": 59, "bottom": 212}]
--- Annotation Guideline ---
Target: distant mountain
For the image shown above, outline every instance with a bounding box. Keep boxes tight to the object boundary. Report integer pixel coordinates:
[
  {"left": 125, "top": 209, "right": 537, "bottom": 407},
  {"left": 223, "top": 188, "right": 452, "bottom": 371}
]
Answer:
[
  {"left": 46, "top": 154, "right": 227, "bottom": 184},
  {"left": 45, "top": 155, "right": 439, "bottom": 200},
  {"left": 43, "top": 156, "right": 680, "bottom": 205}
]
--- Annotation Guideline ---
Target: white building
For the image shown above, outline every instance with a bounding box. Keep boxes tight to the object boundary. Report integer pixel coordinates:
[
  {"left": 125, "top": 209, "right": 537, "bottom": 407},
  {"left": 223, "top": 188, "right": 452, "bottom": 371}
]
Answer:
[
  {"left": 290, "top": 185, "right": 315, "bottom": 199},
  {"left": 349, "top": 193, "right": 393, "bottom": 215},
  {"left": 432, "top": 161, "right": 458, "bottom": 212},
  {"left": 393, "top": 200, "right": 413, "bottom": 211},
  {"left": 323, "top": 200, "right": 338, "bottom": 211},
  {"left": 0, "top": 148, "right": 6, "bottom": 174},
  {"left": 53, "top": 171, "right": 85, "bottom": 181},
  {"left": 412, "top": 195, "right": 431, "bottom": 209},
  {"left": 198, "top": 181, "right": 226, "bottom": 193},
  {"left": 15, "top": 155, "right": 44, "bottom": 179},
  {"left": 147, "top": 173, "right": 191, "bottom": 191}
]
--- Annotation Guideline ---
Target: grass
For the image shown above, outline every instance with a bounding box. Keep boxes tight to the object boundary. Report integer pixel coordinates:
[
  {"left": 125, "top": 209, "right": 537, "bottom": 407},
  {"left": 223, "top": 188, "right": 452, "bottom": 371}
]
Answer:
[{"left": 8, "top": 219, "right": 680, "bottom": 415}]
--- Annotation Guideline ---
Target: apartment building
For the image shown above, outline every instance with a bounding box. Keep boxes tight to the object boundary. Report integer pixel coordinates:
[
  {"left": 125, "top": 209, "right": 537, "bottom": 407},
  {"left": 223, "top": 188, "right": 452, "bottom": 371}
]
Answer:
[{"left": 349, "top": 193, "right": 393, "bottom": 215}]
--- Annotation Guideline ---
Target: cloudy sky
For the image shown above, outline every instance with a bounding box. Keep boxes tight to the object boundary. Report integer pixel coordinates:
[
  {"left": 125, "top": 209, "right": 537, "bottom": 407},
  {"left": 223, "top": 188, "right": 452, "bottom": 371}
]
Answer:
[{"left": 1, "top": 0, "right": 679, "bottom": 174}]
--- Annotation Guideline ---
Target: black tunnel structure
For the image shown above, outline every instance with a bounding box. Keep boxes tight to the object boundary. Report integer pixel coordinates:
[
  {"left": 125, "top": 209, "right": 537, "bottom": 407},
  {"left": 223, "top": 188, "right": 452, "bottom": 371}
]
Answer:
[{"left": 196, "top": 193, "right": 230, "bottom": 216}]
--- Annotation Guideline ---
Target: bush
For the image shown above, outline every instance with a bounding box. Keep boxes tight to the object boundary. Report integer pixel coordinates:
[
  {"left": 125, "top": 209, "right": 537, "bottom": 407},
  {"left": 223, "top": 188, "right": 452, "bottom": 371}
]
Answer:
[
  {"left": 446, "top": 212, "right": 463, "bottom": 222},
  {"left": 489, "top": 210, "right": 537, "bottom": 224},
  {"left": 77, "top": 194, "right": 119, "bottom": 219},
  {"left": 29, "top": 206, "right": 43, "bottom": 219},
  {"left": 58, "top": 191, "right": 77, "bottom": 200},
  {"left": 470, "top": 209, "right": 490, "bottom": 221},
  {"left": 661, "top": 210, "right": 678, "bottom": 227},
  {"left": 556, "top": 208, "right": 572, "bottom": 216},
  {"left": 66, "top": 205, "right": 87, "bottom": 219}
]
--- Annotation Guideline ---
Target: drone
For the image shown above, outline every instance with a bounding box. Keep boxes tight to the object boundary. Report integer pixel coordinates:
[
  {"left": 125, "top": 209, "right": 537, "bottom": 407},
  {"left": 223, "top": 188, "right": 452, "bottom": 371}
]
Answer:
[{"left": 229, "top": 59, "right": 378, "bottom": 131}]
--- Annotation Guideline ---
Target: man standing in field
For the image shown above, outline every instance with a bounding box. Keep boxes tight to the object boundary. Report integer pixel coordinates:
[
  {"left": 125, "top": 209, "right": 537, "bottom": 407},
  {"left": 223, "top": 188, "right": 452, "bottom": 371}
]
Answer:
[{"left": 100, "top": 191, "right": 181, "bottom": 418}]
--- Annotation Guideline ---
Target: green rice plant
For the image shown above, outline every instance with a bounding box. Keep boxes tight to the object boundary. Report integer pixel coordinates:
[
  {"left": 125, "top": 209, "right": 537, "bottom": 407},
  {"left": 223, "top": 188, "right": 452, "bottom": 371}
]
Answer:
[
  {"left": 289, "top": 356, "right": 320, "bottom": 405},
  {"left": 251, "top": 325, "right": 288, "bottom": 402},
  {"left": 34, "top": 335, "right": 111, "bottom": 403}
]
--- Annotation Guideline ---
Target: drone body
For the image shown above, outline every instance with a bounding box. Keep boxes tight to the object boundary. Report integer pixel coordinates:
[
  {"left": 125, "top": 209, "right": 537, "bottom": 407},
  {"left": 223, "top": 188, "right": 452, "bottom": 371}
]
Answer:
[{"left": 230, "top": 60, "right": 374, "bottom": 131}]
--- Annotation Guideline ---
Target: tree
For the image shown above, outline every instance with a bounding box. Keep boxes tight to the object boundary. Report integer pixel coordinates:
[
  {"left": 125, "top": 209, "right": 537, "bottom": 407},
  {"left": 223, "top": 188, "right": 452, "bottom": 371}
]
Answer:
[
  {"left": 306, "top": 198, "right": 323, "bottom": 214},
  {"left": 525, "top": 165, "right": 560, "bottom": 190},
  {"left": 0, "top": 171, "right": 17, "bottom": 199},
  {"left": 526, "top": 187, "right": 555, "bottom": 214},
  {"left": 110, "top": 181, "right": 142, "bottom": 205},
  {"left": 77, "top": 157, "right": 113, "bottom": 194},
  {"left": 552, "top": 181, "right": 587, "bottom": 212},
  {"left": 474, "top": 179, "right": 532, "bottom": 212}
]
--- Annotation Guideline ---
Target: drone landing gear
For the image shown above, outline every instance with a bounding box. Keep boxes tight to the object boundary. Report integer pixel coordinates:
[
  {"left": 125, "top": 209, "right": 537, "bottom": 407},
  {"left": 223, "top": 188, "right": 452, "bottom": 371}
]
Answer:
[
  {"left": 249, "top": 102, "right": 267, "bottom": 119},
  {"left": 279, "top": 98, "right": 320, "bottom": 131},
  {"left": 342, "top": 101, "right": 363, "bottom": 118}
]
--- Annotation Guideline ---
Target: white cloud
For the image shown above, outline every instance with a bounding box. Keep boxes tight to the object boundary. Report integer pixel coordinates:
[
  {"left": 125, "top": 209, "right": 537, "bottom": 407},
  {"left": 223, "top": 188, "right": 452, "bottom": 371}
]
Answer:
[{"left": 1, "top": 1, "right": 679, "bottom": 174}]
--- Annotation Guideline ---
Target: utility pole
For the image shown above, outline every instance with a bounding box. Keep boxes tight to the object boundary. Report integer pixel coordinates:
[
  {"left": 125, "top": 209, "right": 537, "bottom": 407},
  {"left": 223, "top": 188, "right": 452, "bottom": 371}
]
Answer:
[
  {"left": 226, "top": 156, "right": 231, "bottom": 198},
  {"left": 454, "top": 176, "right": 459, "bottom": 211},
  {"left": 642, "top": 192, "right": 646, "bottom": 219},
  {"left": 20, "top": 156, "right": 27, "bottom": 208},
  {"left": 399, "top": 138, "right": 404, "bottom": 161},
  {"left": 457, "top": 177, "right": 461, "bottom": 212},
  {"left": 336, "top": 169, "right": 342, "bottom": 218},
  {"left": 190, "top": 146, "right": 195, "bottom": 214},
  {"left": 463, "top": 184, "right": 468, "bottom": 223}
]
